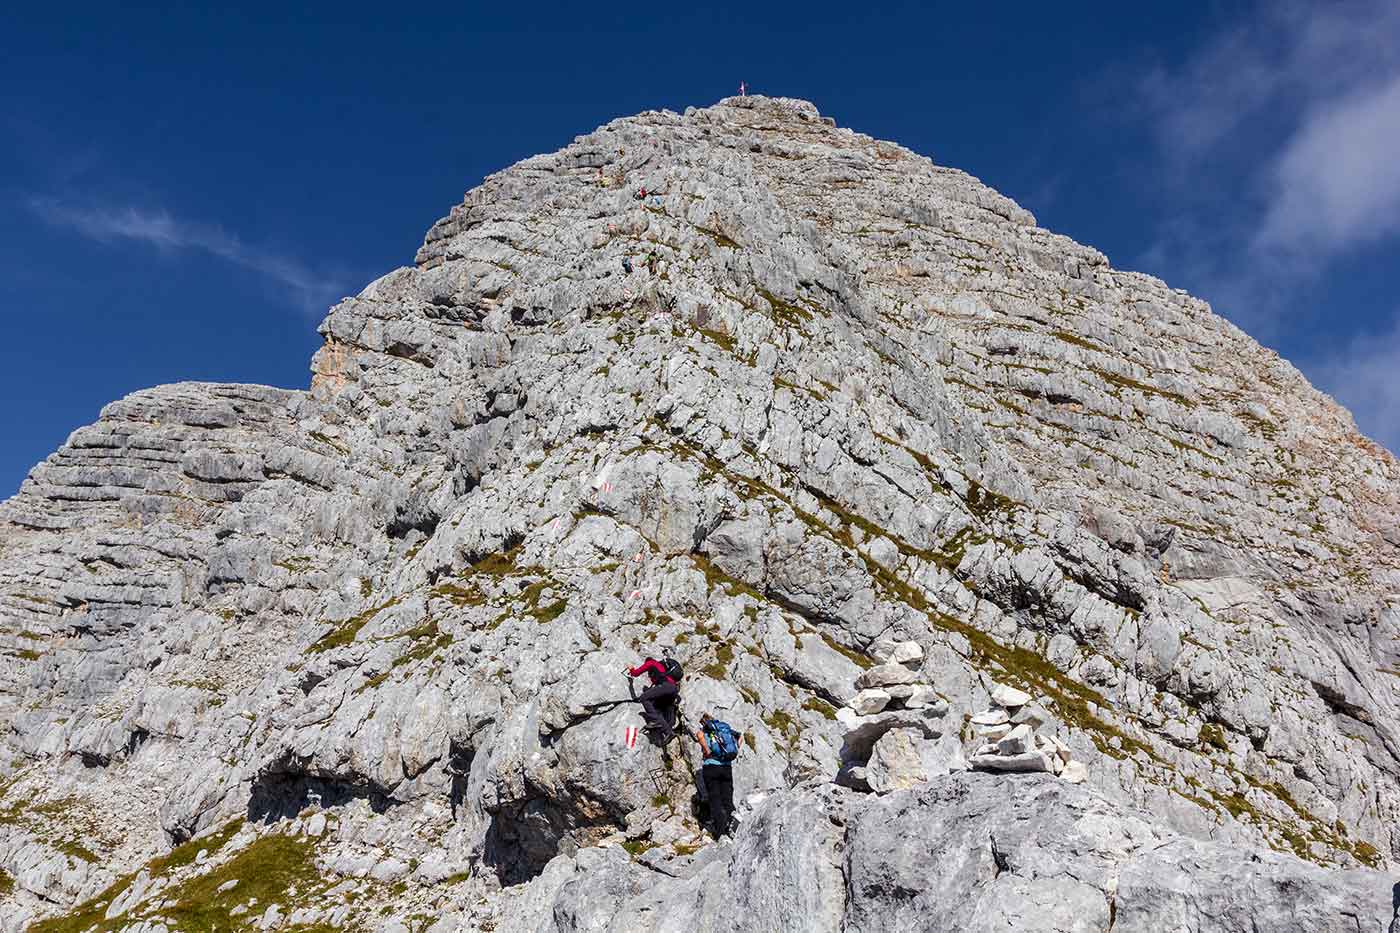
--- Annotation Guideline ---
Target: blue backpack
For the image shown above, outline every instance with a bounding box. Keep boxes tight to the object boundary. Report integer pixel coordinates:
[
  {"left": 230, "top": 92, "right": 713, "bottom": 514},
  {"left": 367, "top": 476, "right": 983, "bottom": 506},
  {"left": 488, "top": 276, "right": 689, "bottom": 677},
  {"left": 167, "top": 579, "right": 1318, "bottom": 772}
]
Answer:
[{"left": 705, "top": 720, "right": 740, "bottom": 763}]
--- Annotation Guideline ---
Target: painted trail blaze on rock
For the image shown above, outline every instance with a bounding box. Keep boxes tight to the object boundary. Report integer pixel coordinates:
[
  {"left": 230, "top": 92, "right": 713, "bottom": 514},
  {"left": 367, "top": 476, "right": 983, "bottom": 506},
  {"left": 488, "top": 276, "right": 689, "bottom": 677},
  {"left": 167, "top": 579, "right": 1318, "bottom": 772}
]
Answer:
[{"left": 3, "top": 94, "right": 1400, "bottom": 930}]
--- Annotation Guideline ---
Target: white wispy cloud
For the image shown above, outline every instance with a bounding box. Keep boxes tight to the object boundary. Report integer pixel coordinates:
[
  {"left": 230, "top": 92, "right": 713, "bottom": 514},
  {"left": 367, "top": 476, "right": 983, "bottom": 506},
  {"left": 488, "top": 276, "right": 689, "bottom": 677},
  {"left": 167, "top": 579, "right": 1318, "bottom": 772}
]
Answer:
[
  {"left": 1140, "top": 2, "right": 1400, "bottom": 162},
  {"left": 1135, "top": 1, "right": 1400, "bottom": 298},
  {"left": 1256, "top": 73, "right": 1400, "bottom": 257},
  {"left": 28, "top": 198, "right": 349, "bottom": 314},
  {"left": 1126, "top": 1, "right": 1400, "bottom": 453},
  {"left": 1311, "top": 314, "right": 1400, "bottom": 455}
]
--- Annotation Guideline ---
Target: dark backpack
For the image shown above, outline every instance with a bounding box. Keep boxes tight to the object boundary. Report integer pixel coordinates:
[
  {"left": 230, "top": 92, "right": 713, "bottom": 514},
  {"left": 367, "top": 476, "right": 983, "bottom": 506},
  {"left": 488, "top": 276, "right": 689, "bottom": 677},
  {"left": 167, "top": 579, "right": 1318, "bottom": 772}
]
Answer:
[
  {"left": 705, "top": 720, "right": 740, "bottom": 762},
  {"left": 661, "top": 657, "right": 684, "bottom": 682}
]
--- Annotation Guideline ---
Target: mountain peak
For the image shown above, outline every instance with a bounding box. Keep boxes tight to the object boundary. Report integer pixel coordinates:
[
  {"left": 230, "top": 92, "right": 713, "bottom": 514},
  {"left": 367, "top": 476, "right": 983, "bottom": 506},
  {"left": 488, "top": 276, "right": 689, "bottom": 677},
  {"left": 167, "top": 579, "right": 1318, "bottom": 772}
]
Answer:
[{"left": 4, "top": 98, "right": 1399, "bottom": 929}]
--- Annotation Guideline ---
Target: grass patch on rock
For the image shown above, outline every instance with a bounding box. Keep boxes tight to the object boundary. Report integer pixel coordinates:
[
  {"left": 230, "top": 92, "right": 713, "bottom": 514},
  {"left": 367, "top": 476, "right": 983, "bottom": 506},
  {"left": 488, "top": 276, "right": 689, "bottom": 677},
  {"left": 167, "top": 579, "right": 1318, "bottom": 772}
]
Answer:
[
  {"left": 1090, "top": 366, "right": 1193, "bottom": 408},
  {"left": 430, "top": 581, "right": 487, "bottom": 608},
  {"left": 309, "top": 596, "right": 403, "bottom": 654},
  {"left": 1049, "top": 330, "right": 1105, "bottom": 352},
  {"left": 31, "top": 819, "right": 246, "bottom": 933},
  {"left": 690, "top": 554, "right": 763, "bottom": 602},
  {"left": 757, "top": 287, "right": 815, "bottom": 330},
  {"left": 696, "top": 327, "right": 738, "bottom": 353},
  {"left": 621, "top": 839, "right": 656, "bottom": 857},
  {"left": 155, "top": 832, "right": 326, "bottom": 932},
  {"left": 534, "top": 599, "right": 568, "bottom": 624},
  {"left": 701, "top": 643, "right": 735, "bottom": 680},
  {"left": 817, "top": 630, "right": 873, "bottom": 670},
  {"left": 470, "top": 545, "right": 523, "bottom": 578}
]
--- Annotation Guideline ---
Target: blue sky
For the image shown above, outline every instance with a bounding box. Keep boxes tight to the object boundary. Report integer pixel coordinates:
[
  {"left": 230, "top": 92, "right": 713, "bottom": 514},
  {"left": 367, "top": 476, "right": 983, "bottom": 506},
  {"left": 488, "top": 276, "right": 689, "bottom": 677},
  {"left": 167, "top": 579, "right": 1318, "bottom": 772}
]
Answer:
[{"left": 3, "top": 1, "right": 1399, "bottom": 496}]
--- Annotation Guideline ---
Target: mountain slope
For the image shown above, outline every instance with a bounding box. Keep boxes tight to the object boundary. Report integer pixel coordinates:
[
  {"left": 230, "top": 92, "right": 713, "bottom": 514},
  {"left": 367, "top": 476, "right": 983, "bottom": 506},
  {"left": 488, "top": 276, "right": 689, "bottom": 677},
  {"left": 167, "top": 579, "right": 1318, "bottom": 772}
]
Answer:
[{"left": 2, "top": 96, "right": 1397, "bottom": 931}]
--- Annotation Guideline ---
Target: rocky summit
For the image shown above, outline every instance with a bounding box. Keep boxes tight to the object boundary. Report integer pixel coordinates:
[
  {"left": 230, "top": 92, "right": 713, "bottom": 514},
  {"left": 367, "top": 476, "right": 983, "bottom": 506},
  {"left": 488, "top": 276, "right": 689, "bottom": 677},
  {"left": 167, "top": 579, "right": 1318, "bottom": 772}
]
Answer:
[{"left": 2, "top": 95, "right": 1399, "bottom": 932}]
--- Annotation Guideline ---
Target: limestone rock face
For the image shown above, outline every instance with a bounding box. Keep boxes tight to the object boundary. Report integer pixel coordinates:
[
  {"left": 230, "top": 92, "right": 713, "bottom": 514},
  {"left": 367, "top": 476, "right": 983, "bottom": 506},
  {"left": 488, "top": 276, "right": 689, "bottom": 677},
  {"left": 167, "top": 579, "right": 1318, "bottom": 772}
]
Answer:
[
  {"left": 2, "top": 95, "right": 1399, "bottom": 928},
  {"left": 483, "top": 774, "right": 1396, "bottom": 933}
]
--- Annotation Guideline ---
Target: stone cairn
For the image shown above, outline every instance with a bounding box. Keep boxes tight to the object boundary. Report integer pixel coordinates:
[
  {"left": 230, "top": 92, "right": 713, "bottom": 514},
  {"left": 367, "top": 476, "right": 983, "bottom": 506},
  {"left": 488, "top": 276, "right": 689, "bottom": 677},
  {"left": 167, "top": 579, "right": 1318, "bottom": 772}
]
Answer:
[
  {"left": 967, "top": 682, "right": 1087, "bottom": 784},
  {"left": 833, "top": 655, "right": 1090, "bottom": 792},
  {"left": 834, "top": 641, "right": 966, "bottom": 793},
  {"left": 847, "top": 640, "right": 937, "bottom": 715}
]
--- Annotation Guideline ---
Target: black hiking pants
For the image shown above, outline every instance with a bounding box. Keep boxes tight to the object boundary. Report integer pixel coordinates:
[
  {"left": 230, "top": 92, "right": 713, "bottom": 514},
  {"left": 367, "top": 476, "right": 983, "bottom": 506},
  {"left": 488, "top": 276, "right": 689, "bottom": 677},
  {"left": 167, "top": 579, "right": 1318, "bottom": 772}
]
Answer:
[
  {"left": 636, "top": 679, "right": 678, "bottom": 733},
  {"left": 701, "top": 763, "right": 734, "bottom": 837}
]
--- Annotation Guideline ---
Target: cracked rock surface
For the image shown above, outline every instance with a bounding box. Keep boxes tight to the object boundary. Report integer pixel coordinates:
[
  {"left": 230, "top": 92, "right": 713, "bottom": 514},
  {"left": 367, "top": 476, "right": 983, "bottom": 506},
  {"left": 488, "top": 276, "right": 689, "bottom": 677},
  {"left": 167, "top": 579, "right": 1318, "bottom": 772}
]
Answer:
[{"left": 2, "top": 96, "right": 1398, "bottom": 930}]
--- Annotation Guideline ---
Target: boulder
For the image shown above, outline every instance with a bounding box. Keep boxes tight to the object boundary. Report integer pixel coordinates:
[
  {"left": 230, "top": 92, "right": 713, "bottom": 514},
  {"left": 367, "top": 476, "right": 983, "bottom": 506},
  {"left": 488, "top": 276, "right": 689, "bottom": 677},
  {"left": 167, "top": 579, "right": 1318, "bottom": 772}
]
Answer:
[
  {"left": 1009, "top": 703, "right": 1051, "bottom": 729},
  {"left": 873, "top": 640, "right": 924, "bottom": 666},
  {"left": 885, "top": 683, "right": 937, "bottom": 709},
  {"left": 854, "top": 663, "right": 919, "bottom": 690},
  {"left": 970, "top": 709, "right": 1009, "bottom": 726},
  {"left": 848, "top": 688, "right": 891, "bottom": 716},
  {"left": 975, "top": 722, "right": 1013, "bottom": 741},
  {"left": 866, "top": 729, "right": 927, "bottom": 793},
  {"left": 989, "top": 682, "right": 1032, "bottom": 709},
  {"left": 1060, "top": 760, "right": 1088, "bottom": 784},
  {"left": 1033, "top": 738, "right": 1065, "bottom": 774},
  {"left": 919, "top": 732, "right": 970, "bottom": 778},
  {"left": 839, "top": 773, "right": 1397, "bottom": 932},
  {"left": 996, "top": 724, "right": 1034, "bottom": 755},
  {"left": 970, "top": 750, "right": 1056, "bottom": 773}
]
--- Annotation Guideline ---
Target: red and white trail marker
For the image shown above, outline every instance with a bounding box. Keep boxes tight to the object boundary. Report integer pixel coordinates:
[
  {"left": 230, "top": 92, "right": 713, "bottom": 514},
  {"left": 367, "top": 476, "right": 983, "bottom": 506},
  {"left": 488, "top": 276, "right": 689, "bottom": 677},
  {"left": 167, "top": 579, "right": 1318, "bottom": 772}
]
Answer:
[{"left": 625, "top": 726, "right": 639, "bottom": 749}]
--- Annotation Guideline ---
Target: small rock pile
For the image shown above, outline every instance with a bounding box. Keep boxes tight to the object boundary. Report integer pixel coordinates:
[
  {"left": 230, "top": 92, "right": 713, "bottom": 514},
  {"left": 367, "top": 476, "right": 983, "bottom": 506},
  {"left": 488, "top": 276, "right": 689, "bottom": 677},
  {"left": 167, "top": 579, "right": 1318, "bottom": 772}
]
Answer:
[
  {"left": 834, "top": 641, "right": 967, "bottom": 793},
  {"left": 848, "top": 640, "right": 937, "bottom": 714},
  {"left": 967, "top": 683, "right": 1086, "bottom": 784}
]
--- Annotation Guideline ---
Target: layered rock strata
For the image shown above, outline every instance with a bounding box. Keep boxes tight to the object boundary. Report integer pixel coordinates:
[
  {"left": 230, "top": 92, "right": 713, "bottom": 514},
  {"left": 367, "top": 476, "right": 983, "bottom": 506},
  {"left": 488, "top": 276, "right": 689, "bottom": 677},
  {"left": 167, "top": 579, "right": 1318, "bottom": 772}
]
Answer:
[{"left": 2, "top": 95, "right": 1398, "bottom": 930}]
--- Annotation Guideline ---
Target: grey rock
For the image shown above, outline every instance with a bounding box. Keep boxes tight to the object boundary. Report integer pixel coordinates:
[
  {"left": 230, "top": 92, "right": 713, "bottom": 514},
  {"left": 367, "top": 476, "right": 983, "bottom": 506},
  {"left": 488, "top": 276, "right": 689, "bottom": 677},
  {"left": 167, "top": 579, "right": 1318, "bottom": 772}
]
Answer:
[
  {"left": 848, "top": 688, "right": 891, "bottom": 715},
  {"left": 989, "top": 683, "right": 1033, "bottom": 709},
  {"left": 837, "top": 703, "right": 950, "bottom": 763},
  {"left": 1112, "top": 842, "right": 1397, "bottom": 933},
  {"left": 1009, "top": 703, "right": 1051, "bottom": 729},
  {"left": 854, "top": 663, "right": 919, "bottom": 689},
  {"left": 919, "top": 732, "right": 970, "bottom": 779},
  {"left": 485, "top": 773, "right": 1397, "bottom": 932},
  {"left": 865, "top": 729, "right": 927, "bottom": 793},
  {"left": 889, "top": 683, "right": 936, "bottom": 709},
  {"left": 996, "top": 723, "right": 1035, "bottom": 755},
  {"left": 975, "top": 722, "right": 1013, "bottom": 741},
  {"left": 872, "top": 640, "right": 924, "bottom": 666},
  {"left": 971, "top": 750, "right": 1055, "bottom": 773},
  {"left": 4, "top": 94, "right": 1399, "bottom": 927}
]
